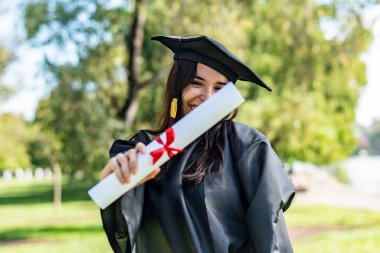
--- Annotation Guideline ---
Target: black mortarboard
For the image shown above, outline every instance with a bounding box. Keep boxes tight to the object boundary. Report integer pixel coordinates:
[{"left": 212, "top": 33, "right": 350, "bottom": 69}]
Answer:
[{"left": 151, "top": 35, "right": 271, "bottom": 91}]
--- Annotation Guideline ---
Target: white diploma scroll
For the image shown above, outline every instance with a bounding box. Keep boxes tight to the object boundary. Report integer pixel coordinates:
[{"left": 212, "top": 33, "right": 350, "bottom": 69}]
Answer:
[{"left": 88, "top": 82, "right": 244, "bottom": 209}]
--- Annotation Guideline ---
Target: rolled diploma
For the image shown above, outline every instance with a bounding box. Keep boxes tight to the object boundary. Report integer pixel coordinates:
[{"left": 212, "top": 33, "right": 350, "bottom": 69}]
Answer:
[{"left": 88, "top": 82, "right": 244, "bottom": 209}]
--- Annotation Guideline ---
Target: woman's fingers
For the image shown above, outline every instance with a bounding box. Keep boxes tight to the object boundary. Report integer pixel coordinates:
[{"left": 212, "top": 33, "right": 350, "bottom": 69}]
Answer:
[
  {"left": 118, "top": 153, "right": 134, "bottom": 183},
  {"left": 135, "top": 142, "right": 146, "bottom": 154},
  {"left": 113, "top": 155, "right": 128, "bottom": 183},
  {"left": 100, "top": 142, "right": 153, "bottom": 186},
  {"left": 99, "top": 160, "right": 114, "bottom": 181},
  {"left": 125, "top": 149, "right": 137, "bottom": 175},
  {"left": 127, "top": 142, "right": 145, "bottom": 175}
]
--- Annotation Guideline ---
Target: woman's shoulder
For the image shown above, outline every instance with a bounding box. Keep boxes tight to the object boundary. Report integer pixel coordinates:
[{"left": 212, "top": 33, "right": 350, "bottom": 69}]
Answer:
[
  {"left": 232, "top": 122, "right": 268, "bottom": 144},
  {"left": 230, "top": 121, "right": 270, "bottom": 154}
]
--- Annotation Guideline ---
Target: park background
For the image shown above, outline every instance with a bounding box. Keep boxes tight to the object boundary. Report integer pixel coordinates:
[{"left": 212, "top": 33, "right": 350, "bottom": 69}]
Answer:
[{"left": 1, "top": 0, "right": 380, "bottom": 252}]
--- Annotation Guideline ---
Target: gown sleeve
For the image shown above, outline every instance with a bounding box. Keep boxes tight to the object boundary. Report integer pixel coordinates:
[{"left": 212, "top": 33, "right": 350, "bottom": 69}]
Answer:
[
  {"left": 233, "top": 129, "right": 295, "bottom": 252},
  {"left": 100, "top": 131, "right": 151, "bottom": 253}
]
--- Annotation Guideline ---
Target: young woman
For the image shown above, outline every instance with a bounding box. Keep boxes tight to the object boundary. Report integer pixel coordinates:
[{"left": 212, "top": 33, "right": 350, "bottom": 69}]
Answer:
[{"left": 100, "top": 35, "right": 295, "bottom": 253}]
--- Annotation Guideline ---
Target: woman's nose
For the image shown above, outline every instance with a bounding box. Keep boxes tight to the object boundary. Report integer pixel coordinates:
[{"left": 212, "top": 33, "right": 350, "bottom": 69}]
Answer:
[{"left": 201, "top": 87, "right": 215, "bottom": 100}]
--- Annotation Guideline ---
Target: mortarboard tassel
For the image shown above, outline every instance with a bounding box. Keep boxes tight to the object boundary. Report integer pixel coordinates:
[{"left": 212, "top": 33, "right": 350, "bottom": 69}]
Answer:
[{"left": 170, "top": 98, "right": 178, "bottom": 118}]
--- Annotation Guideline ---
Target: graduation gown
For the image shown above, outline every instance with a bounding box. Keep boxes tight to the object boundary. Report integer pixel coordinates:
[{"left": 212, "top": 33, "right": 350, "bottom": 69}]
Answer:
[{"left": 101, "top": 122, "right": 295, "bottom": 253}]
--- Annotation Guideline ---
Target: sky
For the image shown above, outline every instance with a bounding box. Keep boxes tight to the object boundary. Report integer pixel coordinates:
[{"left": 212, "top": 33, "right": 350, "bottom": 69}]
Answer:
[
  {"left": 0, "top": 1, "right": 55, "bottom": 120},
  {"left": 356, "top": 5, "right": 380, "bottom": 126},
  {"left": 0, "top": 3, "right": 380, "bottom": 126}
]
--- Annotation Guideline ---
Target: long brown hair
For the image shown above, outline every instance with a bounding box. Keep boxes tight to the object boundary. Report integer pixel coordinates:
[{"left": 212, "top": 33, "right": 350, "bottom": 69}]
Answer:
[{"left": 149, "top": 60, "right": 237, "bottom": 183}]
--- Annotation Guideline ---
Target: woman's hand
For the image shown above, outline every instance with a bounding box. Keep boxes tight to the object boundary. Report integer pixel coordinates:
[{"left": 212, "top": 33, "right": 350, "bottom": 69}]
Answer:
[{"left": 99, "top": 142, "right": 160, "bottom": 186}]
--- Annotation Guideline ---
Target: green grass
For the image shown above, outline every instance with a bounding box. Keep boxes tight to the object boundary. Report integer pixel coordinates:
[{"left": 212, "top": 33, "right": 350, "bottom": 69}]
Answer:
[
  {"left": 285, "top": 204, "right": 380, "bottom": 253},
  {"left": 294, "top": 227, "right": 380, "bottom": 253},
  {"left": 1, "top": 180, "right": 380, "bottom": 253},
  {"left": 0, "top": 180, "right": 111, "bottom": 253},
  {"left": 286, "top": 204, "right": 380, "bottom": 227},
  {"left": 0, "top": 180, "right": 94, "bottom": 205}
]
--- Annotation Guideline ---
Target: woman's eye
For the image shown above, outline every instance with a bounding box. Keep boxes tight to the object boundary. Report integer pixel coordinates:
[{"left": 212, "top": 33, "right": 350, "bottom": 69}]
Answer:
[{"left": 190, "top": 81, "right": 203, "bottom": 87}]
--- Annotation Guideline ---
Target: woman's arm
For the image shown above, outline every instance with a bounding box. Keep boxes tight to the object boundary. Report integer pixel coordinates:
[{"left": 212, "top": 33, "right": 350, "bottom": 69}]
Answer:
[
  {"left": 100, "top": 134, "right": 160, "bottom": 252},
  {"left": 235, "top": 139, "right": 295, "bottom": 253}
]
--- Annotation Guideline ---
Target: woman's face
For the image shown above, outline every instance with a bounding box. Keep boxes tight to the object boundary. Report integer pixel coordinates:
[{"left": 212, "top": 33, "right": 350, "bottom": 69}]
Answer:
[{"left": 182, "top": 63, "right": 229, "bottom": 115}]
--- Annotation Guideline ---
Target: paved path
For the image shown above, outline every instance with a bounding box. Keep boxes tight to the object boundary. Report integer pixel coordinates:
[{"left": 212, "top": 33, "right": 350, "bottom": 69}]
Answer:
[{"left": 291, "top": 165, "right": 380, "bottom": 211}]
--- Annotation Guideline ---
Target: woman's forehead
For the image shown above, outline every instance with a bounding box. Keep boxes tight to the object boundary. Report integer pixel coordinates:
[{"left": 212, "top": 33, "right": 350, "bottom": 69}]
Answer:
[{"left": 195, "top": 63, "right": 229, "bottom": 82}]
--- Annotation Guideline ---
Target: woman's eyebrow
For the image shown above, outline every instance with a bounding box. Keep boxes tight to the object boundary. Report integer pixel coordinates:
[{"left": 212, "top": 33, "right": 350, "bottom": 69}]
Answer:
[{"left": 194, "top": 76, "right": 227, "bottom": 85}]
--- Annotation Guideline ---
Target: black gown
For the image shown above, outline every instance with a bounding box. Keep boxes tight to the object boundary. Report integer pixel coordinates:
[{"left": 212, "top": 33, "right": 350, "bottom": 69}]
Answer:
[{"left": 101, "top": 122, "right": 295, "bottom": 253}]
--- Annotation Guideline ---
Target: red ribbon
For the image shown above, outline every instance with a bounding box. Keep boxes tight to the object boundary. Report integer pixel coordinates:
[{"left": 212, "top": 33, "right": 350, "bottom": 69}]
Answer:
[{"left": 150, "top": 127, "right": 184, "bottom": 164}]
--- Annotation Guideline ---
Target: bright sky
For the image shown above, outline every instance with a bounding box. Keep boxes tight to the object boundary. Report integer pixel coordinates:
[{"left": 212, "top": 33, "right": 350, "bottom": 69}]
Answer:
[
  {"left": 0, "top": 3, "right": 379, "bottom": 126},
  {"left": 356, "top": 5, "right": 380, "bottom": 126},
  {"left": 0, "top": 1, "right": 57, "bottom": 120}
]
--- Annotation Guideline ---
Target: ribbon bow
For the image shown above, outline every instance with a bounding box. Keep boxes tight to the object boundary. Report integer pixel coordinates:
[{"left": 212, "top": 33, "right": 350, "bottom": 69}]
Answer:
[{"left": 150, "top": 127, "right": 184, "bottom": 164}]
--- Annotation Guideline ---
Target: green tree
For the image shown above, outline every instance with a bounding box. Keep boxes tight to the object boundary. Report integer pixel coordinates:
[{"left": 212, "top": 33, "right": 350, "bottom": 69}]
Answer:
[
  {"left": 0, "top": 46, "right": 13, "bottom": 101},
  {"left": 21, "top": 0, "right": 377, "bottom": 168},
  {"left": 0, "top": 113, "right": 31, "bottom": 170},
  {"left": 236, "top": 0, "right": 374, "bottom": 164},
  {"left": 27, "top": 124, "right": 64, "bottom": 208},
  {"left": 22, "top": 0, "right": 251, "bottom": 128},
  {"left": 34, "top": 78, "right": 124, "bottom": 177},
  {"left": 23, "top": 0, "right": 157, "bottom": 128},
  {"left": 21, "top": 0, "right": 252, "bottom": 177}
]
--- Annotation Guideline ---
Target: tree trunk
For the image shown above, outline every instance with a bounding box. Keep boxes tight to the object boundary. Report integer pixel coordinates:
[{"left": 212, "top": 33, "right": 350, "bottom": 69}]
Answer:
[
  {"left": 118, "top": 0, "right": 147, "bottom": 128},
  {"left": 124, "top": 82, "right": 140, "bottom": 128},
  {"left": 53, "top": 162, "right": 62, "bottom": 210}
]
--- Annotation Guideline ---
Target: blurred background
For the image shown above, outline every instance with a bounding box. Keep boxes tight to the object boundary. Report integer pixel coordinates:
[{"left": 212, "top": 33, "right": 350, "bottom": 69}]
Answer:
[{"left": 0, "top": 0, "right": 380, "bottom": 252}]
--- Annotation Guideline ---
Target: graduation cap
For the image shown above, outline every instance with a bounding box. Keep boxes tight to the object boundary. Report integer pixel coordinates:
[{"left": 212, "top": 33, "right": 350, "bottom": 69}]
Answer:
[{"left": 151, "top": 35, "right": 271, "bottom": 91}]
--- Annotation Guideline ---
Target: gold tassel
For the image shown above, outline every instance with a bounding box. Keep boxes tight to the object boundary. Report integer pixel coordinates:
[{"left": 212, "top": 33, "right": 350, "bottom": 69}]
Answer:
[{"left": 170, "top": 98, "right": 178, "bottom": 118}]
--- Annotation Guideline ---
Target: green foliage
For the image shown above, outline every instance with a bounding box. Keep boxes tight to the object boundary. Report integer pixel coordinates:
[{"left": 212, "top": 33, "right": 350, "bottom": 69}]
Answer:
[
  {"left": 0, "top": 114, "right": 32, "bottom": 170},
  {"left": 27, "top": 124, "right": 61, "bottom": 169},
  {"left": 236, "top": 0, "right": 371, "bottom": 164},
  {"left": 21, "top": 0, "right": 376, "bottom": 174},
  {"left": 23, "top": 0, "right": 132, "bottom": 177},
  {"left": 23, "top": 1, "right": 49, "bottom": 40},
  {"left": 0, "top": 113, "right": 63, "bottom": 171},
  {"left": 237, "top": 90, "right": 358, "bottom": 164},
  {"left": 0, "top": 46, "right": 14, "bottom": 101},
  {"left": 34, "top": 81, "right": 125, "bottom": 177}
]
